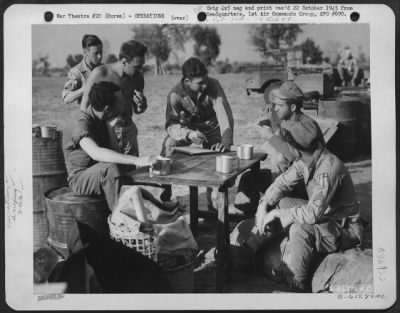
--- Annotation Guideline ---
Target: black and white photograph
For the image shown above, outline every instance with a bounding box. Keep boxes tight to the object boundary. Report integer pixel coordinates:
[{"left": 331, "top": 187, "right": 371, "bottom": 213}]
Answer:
[{"left": 4, "top": 3, "right": 396, "bottom": 310}]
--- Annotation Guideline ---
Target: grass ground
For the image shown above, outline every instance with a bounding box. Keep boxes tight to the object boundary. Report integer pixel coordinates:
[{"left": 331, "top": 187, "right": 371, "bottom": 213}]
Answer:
[{"left": 33, "top": 73, "right": 372, "bottom": 292}]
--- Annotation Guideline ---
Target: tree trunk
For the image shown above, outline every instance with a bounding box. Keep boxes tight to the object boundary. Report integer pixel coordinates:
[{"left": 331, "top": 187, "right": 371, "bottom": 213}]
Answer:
[{"left": 155, "top": 57, "right": 165, "bottom": 76}]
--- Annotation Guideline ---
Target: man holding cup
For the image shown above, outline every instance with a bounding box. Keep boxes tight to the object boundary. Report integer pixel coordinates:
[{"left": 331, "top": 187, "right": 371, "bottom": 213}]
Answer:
[
  {"left": 80, "top": 40, "right": 148, "bottom": 158},
  {"left": 232, "top": 81, "right": 325, "bottom": 217},
  {"left": 160, "top": 57, "right": 234, "bottom": 157},
  {"left": 231, "top": 119, "right": 363, "bottom": 291}
]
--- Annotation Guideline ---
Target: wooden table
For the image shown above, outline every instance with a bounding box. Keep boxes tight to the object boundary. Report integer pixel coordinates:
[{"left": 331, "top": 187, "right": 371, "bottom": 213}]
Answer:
[{"left": 118, "top": 151, "right": 267, "bottom": 292}]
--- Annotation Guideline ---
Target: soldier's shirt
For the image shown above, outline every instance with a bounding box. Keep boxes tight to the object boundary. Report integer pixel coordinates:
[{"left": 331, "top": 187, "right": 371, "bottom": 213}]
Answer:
[
  {"left": 165, "top": 77, "right": 234, "bottom": 146},
  {"left": 265, "top": 148, "right": 359, "bottom": 227},
  {"left": 62, "top": 59, "right": 103, "bottom": 104},
  {"left": 269, "top": 112, "right": 325, "bottom": 173}
]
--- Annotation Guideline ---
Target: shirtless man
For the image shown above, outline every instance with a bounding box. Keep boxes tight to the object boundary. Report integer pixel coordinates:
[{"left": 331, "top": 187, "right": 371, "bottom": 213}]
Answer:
[{"left": 81, "top": 40, "right": 148, "bottom": 157}]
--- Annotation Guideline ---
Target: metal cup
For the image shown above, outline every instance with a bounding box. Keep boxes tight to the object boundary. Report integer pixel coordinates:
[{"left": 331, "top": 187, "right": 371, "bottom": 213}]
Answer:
[
  {"left": 240, "top": 144, "right": 253, "bottom": 160},
  {"left": 216, "top": 155, "right": 236, "bottom": 173},
  {"left": 40, "top": 125, "right": 57, "bottom": 139},
  {"left": 216, "top": 155, "right": 223, "bottom": 172},
  {"left": 152, "top": 156, "right": 171, "bottom": 176}
]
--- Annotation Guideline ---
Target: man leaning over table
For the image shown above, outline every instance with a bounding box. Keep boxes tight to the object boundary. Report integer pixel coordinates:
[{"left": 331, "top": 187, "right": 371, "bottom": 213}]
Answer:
[
  {"left": 63, "top": 81, "right": 155, "bottom": 212},
  {"left": 160, "top": 57, "right": 234, "bottom": 210},
  {"left": 160, "top": 57, "right": 234, "bottom": 157}
]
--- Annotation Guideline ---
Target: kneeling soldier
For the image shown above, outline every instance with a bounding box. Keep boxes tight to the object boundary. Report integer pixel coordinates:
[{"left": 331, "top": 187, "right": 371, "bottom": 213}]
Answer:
[{"left": 231, "top": 118, "right": 363, "bottom": 291}]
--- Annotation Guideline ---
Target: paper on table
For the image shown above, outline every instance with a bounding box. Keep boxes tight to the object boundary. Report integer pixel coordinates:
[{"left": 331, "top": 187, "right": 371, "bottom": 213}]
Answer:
[{"left": 173, "top": 146, "right": 217, "bottom": 155}]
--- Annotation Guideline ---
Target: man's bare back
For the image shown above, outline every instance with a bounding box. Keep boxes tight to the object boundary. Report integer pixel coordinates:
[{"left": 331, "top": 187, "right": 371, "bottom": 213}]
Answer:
[{"left": 81, "top": 63, "right": 124, "bottom": 112}]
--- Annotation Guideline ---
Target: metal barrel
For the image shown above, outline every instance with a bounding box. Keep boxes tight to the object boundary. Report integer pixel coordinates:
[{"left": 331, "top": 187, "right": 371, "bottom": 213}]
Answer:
[
  {"left": 339, "top": 89, "right": 371, "bottom": 155},
  {"left": 33, "top": 131, "right": 67, "bottom": 251},
  {"left": 45, "top": 186, "right": 109, "bottom": 258},
  {"left": 318, "top": 96, "right": 360, "bottom": 160}
]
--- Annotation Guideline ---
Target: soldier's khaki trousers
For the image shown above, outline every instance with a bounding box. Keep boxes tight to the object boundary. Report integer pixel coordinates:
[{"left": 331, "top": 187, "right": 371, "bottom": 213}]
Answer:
[{"left": 230, "top": 197, "right": 361, "bottom": 290}]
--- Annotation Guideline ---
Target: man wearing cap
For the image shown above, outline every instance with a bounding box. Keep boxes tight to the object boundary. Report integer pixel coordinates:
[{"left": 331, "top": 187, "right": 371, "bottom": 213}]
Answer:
[
  {"left": 232, "top": 81, "right": 324, "bottom": 216},
  {"left": 230, "top": 119, "right": 363, "bottom": 291}
]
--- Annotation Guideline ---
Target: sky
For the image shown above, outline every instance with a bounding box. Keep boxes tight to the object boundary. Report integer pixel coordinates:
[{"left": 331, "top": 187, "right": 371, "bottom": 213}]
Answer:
[{"left": 32, "top": 24, "right": 369, "bottom": 68}]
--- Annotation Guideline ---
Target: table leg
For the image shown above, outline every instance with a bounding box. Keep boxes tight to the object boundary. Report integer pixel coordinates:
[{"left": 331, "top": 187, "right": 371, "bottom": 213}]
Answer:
[
  {"left": 250, "top": 160, "right": 261, "bottom": 173},
  {"left": 216, "top": 186, "right": 230, "bottom": 292},
  {"left": 189, "top": 186, "right": 198, "bottom": 237}
]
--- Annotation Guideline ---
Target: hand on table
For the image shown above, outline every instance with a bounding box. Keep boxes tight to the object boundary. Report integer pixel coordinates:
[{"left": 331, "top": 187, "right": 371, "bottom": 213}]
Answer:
[
  {"left": 135, "top": 155, "right": 157, "bottom": 167},
  {"left": 188, "top": 130, "right": 208, "bottom": 145},
  {"left": 211, "top": 142, "right": 230, "bottom": 153}
]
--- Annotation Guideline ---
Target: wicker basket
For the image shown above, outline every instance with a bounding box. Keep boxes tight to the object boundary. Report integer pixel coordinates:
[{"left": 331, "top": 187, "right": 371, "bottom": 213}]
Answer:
[
  {"left": 108, "top": 216, "right": 196, "bottom": 293},
  {"left": 108, "top": 216, "right": 156, "bottom": 262}
]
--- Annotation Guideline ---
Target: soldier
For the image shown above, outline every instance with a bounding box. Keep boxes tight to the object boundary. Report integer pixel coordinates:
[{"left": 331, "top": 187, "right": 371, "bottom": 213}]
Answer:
[
  {"left": 231, "top": 118, "right": 363, "bottom": 291},
  {"left": 337, "top": 46, "right": 360, "bottom": 87},
  {"left": 63, "top": 81, "right": 155, "bottom": 212},
  {"left": 80, "top": 40, "right": 148, "bottom": 158},
  {"left": 160, "top": 57, "right": 234, "bottom": 157},
  {"left": 233, "top": 81, "right": 324, "bottom": 216},
  {"left": 62, "top": 34, "right": 103, "bottom": 105}
]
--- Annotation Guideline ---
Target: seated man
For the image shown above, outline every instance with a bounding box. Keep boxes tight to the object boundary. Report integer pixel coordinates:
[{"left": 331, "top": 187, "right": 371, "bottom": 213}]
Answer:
[
  {"left": 63, "top": 81, "right": 155, "bottom": 212},
  {"left": 337, "top": 46, "right": 361, "bottom": 87},
  {"left": 232, "top": 119, "right": 363, "bottom": 291},
  {"left": 160, "top": 57, "right": 234, "bottom": 157},
  {"left": 81, "top": 40, "right": 148, "bottom": 157},
  {"left": 233, "top": 81, "right": 324, "bottom": 216}
]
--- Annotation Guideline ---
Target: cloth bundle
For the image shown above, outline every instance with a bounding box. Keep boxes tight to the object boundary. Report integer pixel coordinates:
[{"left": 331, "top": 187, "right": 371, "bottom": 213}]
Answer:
[{"left": 111, "top": 185, "right": 198, "bottom": 254}]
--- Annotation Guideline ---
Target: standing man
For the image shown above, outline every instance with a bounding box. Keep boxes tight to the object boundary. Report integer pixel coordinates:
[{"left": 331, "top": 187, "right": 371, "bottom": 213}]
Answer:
[
  {"left": 80, "top": 40, "right": 148, "bottom": 157},
  {"left": 62, "top": 34, "right": 103, "bottom": 105},
  {"left": 232, "top": 119, "right": 363, "bottom": 291},
  {"left": 160, "top": 57, "right": 234, "bottom": 157},
  {"left": 233, "top": 81, "right": 324, "bottom": 216}
]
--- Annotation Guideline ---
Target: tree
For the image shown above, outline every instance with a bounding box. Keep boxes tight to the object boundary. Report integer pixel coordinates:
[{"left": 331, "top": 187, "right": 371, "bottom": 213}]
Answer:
[
  {"left": 357, "top": 45, "right": 368, "bottom": 65},
  {"left": 300, "top": 38, "right": 323, "bottom": 64},
  {"left": 33, "top": 55, "right": 50, "bottom": 76},
  {"left": 248, "top": 24, "right": 302, "bottom": 57},
  {"left": 190, "top": 25, "right": 221, "bottom": 66},
  {"left": 66, "top": 54, "right": 83, "bottom": 68},
  {"left": 132, "top": 24, "right": 191, "bottom": 75},
  {"left": 325, "top": 40, "right": 342, "bottom": 66}
]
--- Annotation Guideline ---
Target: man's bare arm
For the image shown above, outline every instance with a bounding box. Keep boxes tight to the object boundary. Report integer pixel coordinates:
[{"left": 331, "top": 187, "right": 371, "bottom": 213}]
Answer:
[
  {"left": 63, "top": 87, "right": 84, "bottom": 104},
  {"left": 80, "top": 67, "right": 105, "bottom": 111},
  {"left": 80, "top": 137, "right": 154, "bottom": 167}
]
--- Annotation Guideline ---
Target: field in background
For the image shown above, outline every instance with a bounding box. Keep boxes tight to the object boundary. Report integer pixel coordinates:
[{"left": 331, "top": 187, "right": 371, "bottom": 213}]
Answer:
[{"left": 33, "top": 73, "right": 372, "bottom": 292}]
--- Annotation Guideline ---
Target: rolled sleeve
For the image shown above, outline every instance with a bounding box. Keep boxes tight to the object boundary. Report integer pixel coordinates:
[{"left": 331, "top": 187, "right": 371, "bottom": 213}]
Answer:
[
  {"left": 62, "top": 68, "right": 82, "bottom": 101},
  {"left": 165, "top": 92, "right": 191, "bottom": 141},
  {"left": 265, "top": 161, "right": 304, "bottom": 206},
  {"left": 71, "top": 117, "right": 91, "bottom": 146},
  {"left": 213, "top": 81, "right": 234, "bottom": 146}
]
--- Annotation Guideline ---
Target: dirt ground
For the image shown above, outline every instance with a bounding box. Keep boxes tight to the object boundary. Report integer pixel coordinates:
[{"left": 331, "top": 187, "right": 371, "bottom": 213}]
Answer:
[{"left": 33, "top": 73, "right": 372, "bottom": 293}]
